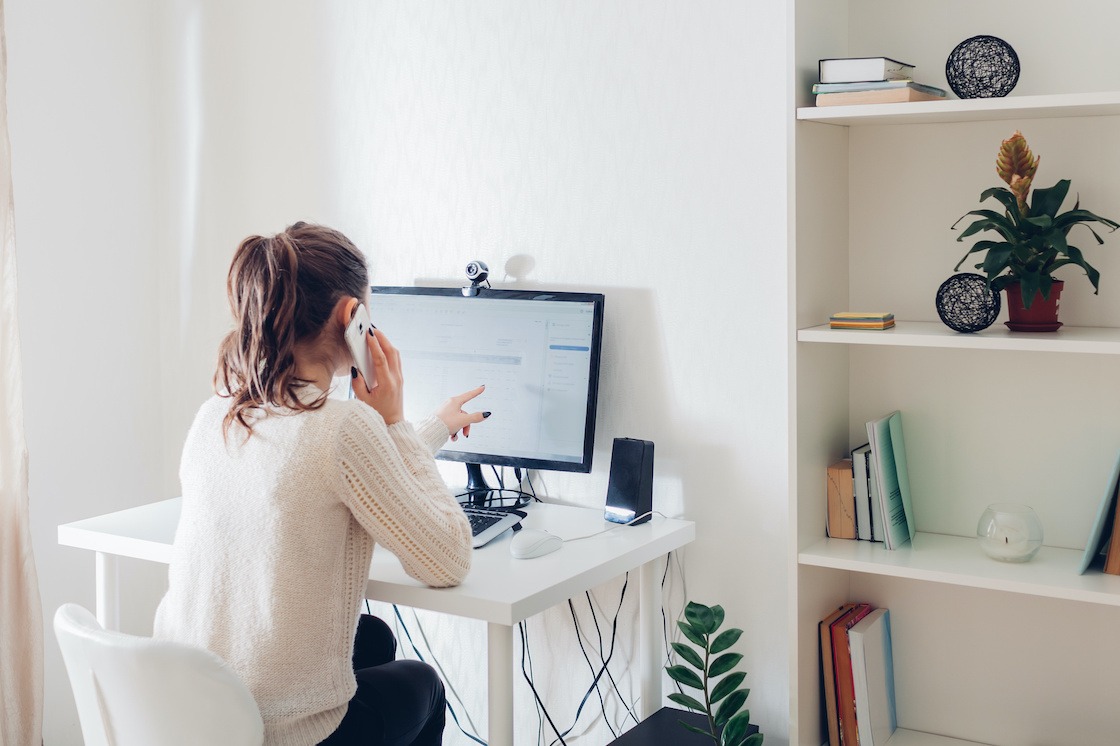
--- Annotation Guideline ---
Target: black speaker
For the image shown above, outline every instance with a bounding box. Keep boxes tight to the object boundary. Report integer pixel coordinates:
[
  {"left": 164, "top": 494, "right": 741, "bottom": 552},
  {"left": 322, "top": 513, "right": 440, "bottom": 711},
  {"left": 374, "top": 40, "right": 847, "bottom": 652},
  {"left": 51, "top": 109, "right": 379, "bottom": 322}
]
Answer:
[{"left": 604, "top": 438, "right": 654, "bottom": 525}]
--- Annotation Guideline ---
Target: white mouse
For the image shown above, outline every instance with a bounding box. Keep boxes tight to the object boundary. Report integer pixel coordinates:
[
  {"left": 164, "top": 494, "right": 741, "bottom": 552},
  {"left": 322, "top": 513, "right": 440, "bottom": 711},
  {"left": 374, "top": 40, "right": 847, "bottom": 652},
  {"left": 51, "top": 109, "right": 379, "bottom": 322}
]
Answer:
[{"left": 509, "top": 528, "right": 563, "bottom": 559}]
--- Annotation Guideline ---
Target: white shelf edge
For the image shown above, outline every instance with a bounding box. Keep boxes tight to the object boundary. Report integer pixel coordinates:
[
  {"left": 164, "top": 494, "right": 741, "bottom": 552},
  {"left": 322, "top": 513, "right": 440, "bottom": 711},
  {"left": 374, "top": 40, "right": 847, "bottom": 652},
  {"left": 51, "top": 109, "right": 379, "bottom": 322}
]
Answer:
[
  {"left": 820, "top": 728, "right": 992, "bottom": 746},
  {"left": 799, "top": 532, "right": 1120, "bottom": 607},
  {"left": 797, "top": 321, "right": 1120, "bottom": 355},
  {"left": 796, "top": 90, "right": 1120, "bottom": 126}
]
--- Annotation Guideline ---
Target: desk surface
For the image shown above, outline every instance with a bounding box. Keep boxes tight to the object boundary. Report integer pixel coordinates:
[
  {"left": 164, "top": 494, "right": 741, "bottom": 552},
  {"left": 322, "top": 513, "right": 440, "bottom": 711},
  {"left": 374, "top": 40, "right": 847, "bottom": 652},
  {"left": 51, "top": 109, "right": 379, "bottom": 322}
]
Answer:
[{"left": 58, "top": 499, "right": 695, "bottom": 626}]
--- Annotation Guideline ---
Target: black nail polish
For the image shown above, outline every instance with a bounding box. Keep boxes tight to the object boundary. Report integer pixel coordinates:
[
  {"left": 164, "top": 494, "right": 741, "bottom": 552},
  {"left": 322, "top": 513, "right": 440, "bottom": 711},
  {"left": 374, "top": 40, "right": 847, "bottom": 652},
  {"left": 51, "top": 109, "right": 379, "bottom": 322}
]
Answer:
[
  {"left": 351, "top": 367, "right": 357, "bottom": 378},
  {"left": 483, "top": 411, "right": 492, "bottom": 418},
  {"left": 368, "top": 328, "right": 374, "bottom": 336}
]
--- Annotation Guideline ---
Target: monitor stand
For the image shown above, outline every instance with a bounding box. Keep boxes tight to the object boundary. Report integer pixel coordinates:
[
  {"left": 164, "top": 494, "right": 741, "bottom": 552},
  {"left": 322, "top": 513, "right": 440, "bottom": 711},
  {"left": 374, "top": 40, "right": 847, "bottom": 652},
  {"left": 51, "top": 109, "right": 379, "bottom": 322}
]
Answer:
[{"left": 464, "top": 463, "right": 495, "bottom": 506}]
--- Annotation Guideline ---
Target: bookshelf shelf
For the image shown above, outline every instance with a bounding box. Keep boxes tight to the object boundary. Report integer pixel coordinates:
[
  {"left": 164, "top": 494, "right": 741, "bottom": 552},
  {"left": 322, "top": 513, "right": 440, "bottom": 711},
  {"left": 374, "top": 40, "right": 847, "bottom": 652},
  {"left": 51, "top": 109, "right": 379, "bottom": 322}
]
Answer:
[
  {"left": 796, "top": 90, "right": 1120, "bottom": 126},
  {"left": 797, "top": 321, "right": 1120, "bottom": 355},
  {"left": 799, "top": 533, "right": 1120, "bottom": 607},
  {"left": 872, "top": 731, "right": 991, "bottom": 746}
]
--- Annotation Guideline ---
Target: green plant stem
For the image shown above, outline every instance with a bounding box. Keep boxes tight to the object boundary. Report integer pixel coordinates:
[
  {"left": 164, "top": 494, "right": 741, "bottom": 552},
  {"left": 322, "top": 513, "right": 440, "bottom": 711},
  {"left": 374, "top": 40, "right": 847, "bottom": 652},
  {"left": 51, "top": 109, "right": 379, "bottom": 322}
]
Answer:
[{"left": 704, "top": 633, "right": 717, "bottom": 743}]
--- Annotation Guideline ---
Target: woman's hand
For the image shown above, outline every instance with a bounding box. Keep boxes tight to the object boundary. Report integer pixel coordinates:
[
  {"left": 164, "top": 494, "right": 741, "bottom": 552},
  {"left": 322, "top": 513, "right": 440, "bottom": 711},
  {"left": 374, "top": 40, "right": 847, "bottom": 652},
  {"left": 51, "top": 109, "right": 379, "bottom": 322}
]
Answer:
[
  {"left": 436, "top": 385, "right": 490, "bottom": 442},
  {"left": 352, "top": 328, "right": 404, "bottom": 426}
]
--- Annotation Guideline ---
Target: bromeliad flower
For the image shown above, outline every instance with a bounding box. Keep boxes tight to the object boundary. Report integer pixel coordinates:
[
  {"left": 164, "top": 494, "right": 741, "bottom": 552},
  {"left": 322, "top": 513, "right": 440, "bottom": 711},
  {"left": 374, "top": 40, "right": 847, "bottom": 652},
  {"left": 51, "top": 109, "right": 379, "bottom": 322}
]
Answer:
[{"left": 995, "top": 130, "right": 1039, "bottom": 215}]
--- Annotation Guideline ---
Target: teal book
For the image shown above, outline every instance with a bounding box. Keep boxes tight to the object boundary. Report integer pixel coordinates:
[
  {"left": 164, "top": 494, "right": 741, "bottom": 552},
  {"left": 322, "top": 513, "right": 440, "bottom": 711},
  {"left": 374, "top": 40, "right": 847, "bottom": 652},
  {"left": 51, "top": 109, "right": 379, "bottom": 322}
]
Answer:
[
  {"left": 865, "top": 411, "right": 916, "bottom": 550},
  {"left": 1078, "top": 449, "right": 1120, "bottom": 574},
  {"left": 849, "top": 608, "right": 897, "bottom": 746}
]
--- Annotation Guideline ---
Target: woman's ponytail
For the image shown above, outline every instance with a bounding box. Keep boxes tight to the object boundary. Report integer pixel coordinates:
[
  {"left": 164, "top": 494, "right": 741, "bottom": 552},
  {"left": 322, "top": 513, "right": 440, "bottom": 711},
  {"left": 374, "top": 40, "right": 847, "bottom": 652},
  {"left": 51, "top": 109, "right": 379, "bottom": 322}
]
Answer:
[{"left": 215, "top": 222, "right": 368, "bottom": 438}]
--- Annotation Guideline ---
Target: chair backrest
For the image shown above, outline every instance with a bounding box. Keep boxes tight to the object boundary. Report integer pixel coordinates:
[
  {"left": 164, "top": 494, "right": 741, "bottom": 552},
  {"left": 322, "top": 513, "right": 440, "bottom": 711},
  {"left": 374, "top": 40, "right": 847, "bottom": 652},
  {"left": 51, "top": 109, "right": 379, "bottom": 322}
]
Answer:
[{"left": 53, "top": 603, "right": 264, "bottom": 746}]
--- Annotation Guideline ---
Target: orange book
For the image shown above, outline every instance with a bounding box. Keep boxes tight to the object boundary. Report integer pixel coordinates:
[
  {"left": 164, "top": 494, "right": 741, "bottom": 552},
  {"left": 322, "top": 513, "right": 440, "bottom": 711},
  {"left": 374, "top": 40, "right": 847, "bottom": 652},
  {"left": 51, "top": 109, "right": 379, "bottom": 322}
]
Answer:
[
  {"left": 831, "top": 603, "right": 873, "bottom": 745},
  {"left": 820, "top": 604, "right": 857, "bottom": 746},
  {"left": 1104, "top": 495, "right": 1120, "bottom": 575}
]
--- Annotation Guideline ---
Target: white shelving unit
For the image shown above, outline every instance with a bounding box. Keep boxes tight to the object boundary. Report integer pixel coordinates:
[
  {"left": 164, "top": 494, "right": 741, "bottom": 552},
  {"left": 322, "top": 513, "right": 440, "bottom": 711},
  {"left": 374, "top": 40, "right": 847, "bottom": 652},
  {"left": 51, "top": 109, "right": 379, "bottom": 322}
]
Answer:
[{"left": 792, "top": 4, "right": 1120, "bottom": 745}]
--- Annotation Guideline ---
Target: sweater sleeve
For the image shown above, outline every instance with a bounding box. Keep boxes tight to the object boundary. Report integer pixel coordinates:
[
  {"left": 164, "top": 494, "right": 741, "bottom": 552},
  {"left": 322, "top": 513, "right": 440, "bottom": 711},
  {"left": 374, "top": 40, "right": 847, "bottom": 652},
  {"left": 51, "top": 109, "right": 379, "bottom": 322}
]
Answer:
[{"left": 335, "top": 404, "right": 471, "bottom": 588}]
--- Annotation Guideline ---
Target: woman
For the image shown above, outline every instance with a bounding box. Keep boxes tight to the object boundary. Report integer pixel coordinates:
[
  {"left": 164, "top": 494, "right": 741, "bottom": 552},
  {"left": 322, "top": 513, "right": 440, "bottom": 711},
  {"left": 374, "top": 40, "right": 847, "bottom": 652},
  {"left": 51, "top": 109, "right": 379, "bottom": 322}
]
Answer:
[{"left": 154, "top": 222, "right": 484, "bottom": 745}]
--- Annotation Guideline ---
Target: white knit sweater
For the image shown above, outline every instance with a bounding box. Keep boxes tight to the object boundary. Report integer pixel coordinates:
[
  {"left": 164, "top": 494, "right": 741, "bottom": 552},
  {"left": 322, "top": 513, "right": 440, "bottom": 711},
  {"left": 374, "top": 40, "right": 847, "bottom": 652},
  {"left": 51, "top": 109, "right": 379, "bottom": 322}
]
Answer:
[{"left": 153, "top": 389, "right": 472, "bottom": 746}]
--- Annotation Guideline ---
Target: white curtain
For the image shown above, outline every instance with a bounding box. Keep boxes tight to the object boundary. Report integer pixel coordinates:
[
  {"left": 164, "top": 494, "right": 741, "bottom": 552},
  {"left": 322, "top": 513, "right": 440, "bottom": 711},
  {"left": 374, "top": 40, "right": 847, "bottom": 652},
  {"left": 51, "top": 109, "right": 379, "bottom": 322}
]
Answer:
[{"left": 0, "top": 0, "right": 44, "bottom": 743}]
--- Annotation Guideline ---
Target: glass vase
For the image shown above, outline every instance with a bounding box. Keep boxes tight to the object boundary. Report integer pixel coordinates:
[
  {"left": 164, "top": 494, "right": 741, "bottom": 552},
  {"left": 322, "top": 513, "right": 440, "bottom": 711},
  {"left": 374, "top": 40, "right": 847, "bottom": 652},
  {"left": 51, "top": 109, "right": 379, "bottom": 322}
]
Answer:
[{"left": 976, "top": 502, "right": 1043, "bottom": 562}]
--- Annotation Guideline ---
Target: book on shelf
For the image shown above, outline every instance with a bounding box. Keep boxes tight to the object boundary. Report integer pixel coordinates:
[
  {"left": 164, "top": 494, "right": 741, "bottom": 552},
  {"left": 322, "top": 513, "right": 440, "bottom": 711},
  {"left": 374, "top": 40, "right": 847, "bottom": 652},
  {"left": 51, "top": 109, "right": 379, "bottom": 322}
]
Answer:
[
  {"left": 865, "top": 411, "right": 916, "bottom": 550},
  {"left": 816, "top": 82, "right": 947, "bottom": 108},
  {"left": 868, "top": 462, "right": 885, "bottom": 543},
  {"left": 851, "top": 443, "right": 873, "bottom": 541},
  {"left": 827, "top": 459, "right": 857, "bottom": 540},
  {"left": 819, "top": 603, "right": 858, "bottom": 746},
  {"left": 1079, "top": 449, "right": 1120, "bottom": 574},
  {"left": 818, "top": 56, "right": 914, "bottom": 84},
  {"left": 812, "top": 80, "right": 944, "bottom": 95},
  {"left": 849, "top": 608, "right": 897, "bottom": 746},
  {"left": 830, "top": 603, "right": 873, "bottom": 746},
  {"left": 830, "top": 312, "right": 895, "bottom": 330}
]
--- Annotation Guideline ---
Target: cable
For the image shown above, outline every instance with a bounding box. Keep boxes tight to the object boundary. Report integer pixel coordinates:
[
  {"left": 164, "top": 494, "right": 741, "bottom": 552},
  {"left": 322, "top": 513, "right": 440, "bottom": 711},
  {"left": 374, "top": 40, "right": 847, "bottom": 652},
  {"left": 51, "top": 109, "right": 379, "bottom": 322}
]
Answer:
[
  {"left": 546, "top": 573, "right": 630, "bottom": 746},
  {"left": 562, "top": 511, "right": 667, "bottom": 542},
  {"left": 408, "top": 607, "right": 483, "bottom": 740},
  {"left": 583, "top": 590, "right": 638, "bottom": 728},
  {"left": 567, "top": 599, "right": 617, "bottom": 739},
  {"left": 392, "top": 605, "right": 487, "bottom": 746},
  {"left": 456, "top": 488, "right": 532, "bottom": 510},
  {"left": 519, "top": 620, "right": 568, "bottom": 746}
]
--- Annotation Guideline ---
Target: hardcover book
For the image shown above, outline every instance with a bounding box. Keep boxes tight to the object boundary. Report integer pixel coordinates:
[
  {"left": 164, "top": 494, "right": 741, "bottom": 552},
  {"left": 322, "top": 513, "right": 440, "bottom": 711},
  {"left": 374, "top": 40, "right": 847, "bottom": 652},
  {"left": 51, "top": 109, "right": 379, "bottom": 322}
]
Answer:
[
  {"left": 849, "top": 608, "right": 897, "bottom": 746},
  {"left": 831, "top": 604, "right": 873, "bottom": 746},
  {"left": 1079, "top": 449, "right": 1120, "bottom": 574},
  {"left": 818, "top": 56, "right": 914, "bottom": 84},
  {"left": 827, "top": 459, "right": 857, "bottom": 540}
]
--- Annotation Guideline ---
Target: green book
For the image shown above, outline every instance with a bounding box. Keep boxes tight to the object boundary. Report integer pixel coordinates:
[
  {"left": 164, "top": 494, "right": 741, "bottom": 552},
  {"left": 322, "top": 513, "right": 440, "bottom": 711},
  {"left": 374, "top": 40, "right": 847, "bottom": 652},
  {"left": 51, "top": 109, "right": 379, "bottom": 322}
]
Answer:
[{"left": 865, "top": 411, "right": 916, "bottom": 550}]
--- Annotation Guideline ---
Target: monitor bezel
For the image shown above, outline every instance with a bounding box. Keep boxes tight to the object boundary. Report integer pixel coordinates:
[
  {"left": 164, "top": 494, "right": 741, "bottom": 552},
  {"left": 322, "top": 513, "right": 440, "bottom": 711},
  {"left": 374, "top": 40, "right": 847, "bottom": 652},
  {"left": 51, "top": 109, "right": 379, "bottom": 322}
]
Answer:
[{"left": 369, "top": 285, "right": 605, "bottom": 474}]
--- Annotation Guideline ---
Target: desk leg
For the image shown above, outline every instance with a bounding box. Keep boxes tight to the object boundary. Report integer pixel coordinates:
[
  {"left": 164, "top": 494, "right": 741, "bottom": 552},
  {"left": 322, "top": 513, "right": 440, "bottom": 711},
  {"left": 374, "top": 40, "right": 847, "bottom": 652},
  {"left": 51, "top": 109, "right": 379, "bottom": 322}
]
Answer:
[
  {"left": 638, "top": 558, "right": 662, "bottom": 720},
  {"left": 487, "top": 622, "right": 514, "bottom": 746},
  {"left": 95, "top": 551, "right": 120, "bottom": 631}
]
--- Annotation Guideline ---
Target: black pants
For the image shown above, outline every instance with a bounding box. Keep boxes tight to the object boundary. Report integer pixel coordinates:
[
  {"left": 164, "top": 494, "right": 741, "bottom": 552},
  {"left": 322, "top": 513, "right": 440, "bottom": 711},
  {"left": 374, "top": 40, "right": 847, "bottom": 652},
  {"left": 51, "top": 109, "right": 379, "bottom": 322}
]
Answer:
[{"left": 318, "top": 614, "right": 447, "bottom": 745}]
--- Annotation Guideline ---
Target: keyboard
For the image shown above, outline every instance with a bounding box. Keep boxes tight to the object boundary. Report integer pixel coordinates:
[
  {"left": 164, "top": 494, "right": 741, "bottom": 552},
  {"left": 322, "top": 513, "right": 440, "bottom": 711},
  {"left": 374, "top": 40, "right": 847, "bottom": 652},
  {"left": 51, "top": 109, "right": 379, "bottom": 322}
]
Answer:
[{"left": 462, "top": 505, "right": 522, "bottom": 548}]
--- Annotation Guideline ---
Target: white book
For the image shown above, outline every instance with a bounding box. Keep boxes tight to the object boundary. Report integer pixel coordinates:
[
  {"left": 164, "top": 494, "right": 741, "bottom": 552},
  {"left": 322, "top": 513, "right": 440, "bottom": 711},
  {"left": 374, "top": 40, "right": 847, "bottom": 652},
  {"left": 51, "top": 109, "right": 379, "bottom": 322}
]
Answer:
[
  {"left": 865, "top": 411, "right": 916, "bottom": 550},
  {"left": 818, "top": 56, "right": 914, "bottom": 84},
  {"left": 849, "top": 608, "right": 897, "bottom": 746},
  {"left": 851, "top": 444, "right": 872, "bottom": 541}
]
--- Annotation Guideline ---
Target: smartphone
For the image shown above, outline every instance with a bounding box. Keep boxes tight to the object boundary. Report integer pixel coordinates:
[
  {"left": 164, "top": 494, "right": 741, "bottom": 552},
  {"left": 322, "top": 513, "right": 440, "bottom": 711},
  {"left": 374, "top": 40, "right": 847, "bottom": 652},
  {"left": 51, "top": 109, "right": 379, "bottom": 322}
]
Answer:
[{"left": 344, "top": 303, "right": 377, "bottom": 392}]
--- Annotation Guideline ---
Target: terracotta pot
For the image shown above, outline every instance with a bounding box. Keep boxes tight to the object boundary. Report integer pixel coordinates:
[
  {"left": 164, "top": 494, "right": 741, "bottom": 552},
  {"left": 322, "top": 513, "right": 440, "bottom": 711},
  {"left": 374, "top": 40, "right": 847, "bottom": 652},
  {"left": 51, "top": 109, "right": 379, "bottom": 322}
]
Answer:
[{"left": 1004, "top": 279, "right": 1064, "bottom": 332}]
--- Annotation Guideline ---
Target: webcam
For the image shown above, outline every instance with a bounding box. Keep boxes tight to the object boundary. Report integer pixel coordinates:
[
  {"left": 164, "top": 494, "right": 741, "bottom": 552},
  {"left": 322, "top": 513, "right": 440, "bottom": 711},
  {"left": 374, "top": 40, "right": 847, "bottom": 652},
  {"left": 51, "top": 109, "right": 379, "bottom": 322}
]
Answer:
[
  {"left": 465, "top": 260, "right": 489, "bottom": 283},
  {"left": 462, "top": 260, "right": 490, "bottom": 296}
]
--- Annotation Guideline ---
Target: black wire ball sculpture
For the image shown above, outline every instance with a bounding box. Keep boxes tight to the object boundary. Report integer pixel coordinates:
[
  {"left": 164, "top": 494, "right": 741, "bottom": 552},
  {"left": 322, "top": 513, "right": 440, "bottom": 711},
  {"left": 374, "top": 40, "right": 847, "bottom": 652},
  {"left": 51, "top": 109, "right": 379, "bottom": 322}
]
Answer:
[
  {"left": 936, "top": 273, "right": 1001, "bottom": 333},
  {"left": 945, "top": 35, "right": 1020, "bottom": 98}
]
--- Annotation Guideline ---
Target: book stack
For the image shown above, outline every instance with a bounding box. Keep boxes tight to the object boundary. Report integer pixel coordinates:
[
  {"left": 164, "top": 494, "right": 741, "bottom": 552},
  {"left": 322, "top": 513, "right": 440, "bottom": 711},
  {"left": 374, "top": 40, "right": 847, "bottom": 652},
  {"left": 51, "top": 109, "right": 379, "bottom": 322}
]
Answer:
[
  {"left": 825, "top": 411, "right": 916, "bottom": 549},
  {"left": 815, "top": 56, "right": 947, "bottom": 107},
  {"left": 820, "top": 604, "right": 897, "bottom": 746},
  {"left": 829, "top": 312, "right": 895, "bottom": 330}
]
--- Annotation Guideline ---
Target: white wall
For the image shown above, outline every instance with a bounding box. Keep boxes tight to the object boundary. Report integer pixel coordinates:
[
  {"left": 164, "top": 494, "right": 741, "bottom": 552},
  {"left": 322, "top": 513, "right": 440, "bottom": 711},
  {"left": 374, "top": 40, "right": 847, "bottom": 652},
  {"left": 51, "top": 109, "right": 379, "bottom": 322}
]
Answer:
[{"left": 10, "top": 2, "right": 790, "bottom": 743}]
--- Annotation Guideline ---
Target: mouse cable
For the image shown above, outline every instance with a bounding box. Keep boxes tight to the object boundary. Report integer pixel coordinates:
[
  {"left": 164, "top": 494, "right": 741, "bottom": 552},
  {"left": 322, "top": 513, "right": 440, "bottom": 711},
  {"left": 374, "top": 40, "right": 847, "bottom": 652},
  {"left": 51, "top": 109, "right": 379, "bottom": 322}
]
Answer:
[
  {"left": 562, "top": 511, "right": 668, "bottom": 543},
  {"left": 547, "top": 573, "right": 630, "bottom": 746},
  {"left": 519, "top": 620, "right": 568, "bottom": 746},
  {"left": 391, "top": 605, "right": 487, "bottom": 746}
]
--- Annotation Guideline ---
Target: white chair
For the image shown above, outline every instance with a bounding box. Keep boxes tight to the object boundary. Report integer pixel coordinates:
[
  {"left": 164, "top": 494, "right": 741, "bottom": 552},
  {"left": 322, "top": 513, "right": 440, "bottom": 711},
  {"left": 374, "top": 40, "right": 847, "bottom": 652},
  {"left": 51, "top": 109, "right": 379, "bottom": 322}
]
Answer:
[{"left": 53, "top": 603, "right": 264, "bottom": 746}]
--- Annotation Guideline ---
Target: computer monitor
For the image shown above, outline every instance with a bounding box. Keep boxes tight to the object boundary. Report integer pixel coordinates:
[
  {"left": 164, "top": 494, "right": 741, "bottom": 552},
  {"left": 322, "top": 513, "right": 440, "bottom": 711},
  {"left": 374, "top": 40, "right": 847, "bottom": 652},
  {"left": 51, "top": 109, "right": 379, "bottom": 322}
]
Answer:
[{"left": 368, "top": 286, "right": 605, "bottom": 501}]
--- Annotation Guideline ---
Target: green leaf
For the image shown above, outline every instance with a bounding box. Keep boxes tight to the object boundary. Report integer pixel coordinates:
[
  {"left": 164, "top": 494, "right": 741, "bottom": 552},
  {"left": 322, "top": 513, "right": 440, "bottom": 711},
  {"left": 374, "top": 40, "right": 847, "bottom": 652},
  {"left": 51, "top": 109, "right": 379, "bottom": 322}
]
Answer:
[
  {"left": 1019, "top": 273, "right": 1042, "bottom": 309},
  {"left": 1030, "top": 179, "right": 1071, "bottom": 219},
  {"left": 1054, "top": 208, "right": 1120, "bottom": 232},
  {"left": 979, "top": 246, "right": 1013, "bottom": 276},
  {"left": 711, "top": 673, "right": 747, "bottom": 704},
  {"left": 678, "top": 620, "right": 706, "bottom": 647},
  {"left": 671, "top": 642, "right": 706, "bottom": 671},
  {"left": 711, "top": 605, "right": 726, "bottom": 632},
  {"left": 710, "top": 628, "right": 743, "bottom": 654},
  {"left": 709, "top": 652, "right": 744, "bottom": 677},
  {"left": 714, "top": 688, "right": 748, "bottom": 727},
  {"left": 668, "top": 692, "right": 706, "bottom": 713},
  {"left": 1056, "top": 246, "right": 1101, "bottom": 292},
  {"left": 979, "top": 186, "right": 1022, "bottom": 221},
  {"left": 666, "top": 664, "right": 704, "bottom": 690},
  {"left": 679, "top": 721, "right": 716, "bottom": 740},
  {"left": 685, "top": 602, "right": 717, "bottom": 635},
  {"left": 720, "top": 711, "right": 754, "bottom": 746},
  {"left": 743, "top": 733, "right": 764, "bottom": 746},
  {"left": 1024, "top": 215, "right": 1054, "bottom": 229}
]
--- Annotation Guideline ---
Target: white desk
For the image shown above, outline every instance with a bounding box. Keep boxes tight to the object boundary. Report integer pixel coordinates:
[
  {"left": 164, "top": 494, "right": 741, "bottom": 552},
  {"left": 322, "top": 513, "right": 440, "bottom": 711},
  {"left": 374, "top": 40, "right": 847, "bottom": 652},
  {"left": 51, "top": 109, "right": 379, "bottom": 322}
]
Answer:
[{"left": 58, "top": 499, "right": 694, "bottom": 746}]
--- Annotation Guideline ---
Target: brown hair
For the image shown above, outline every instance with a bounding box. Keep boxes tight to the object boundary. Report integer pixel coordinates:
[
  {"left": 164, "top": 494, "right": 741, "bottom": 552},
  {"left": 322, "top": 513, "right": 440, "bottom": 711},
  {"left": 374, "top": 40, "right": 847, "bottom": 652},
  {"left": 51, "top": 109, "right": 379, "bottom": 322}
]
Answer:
[{"left": 215, "top": 221, "right": 369, "bottom": 437}]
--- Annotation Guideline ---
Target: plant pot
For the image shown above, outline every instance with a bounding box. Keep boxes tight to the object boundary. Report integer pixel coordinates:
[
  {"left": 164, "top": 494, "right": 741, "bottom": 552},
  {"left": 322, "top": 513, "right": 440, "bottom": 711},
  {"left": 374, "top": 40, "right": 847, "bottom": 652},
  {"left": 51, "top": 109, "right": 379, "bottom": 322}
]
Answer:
[{"left": 1004, "top": 280, "right": 1064, "bottom": 332}]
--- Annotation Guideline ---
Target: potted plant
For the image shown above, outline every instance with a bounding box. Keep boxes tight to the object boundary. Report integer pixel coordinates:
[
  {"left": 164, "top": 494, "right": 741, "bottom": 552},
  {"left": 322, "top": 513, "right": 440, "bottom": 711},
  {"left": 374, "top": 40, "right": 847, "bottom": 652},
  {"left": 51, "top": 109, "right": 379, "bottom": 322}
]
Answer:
[
  {"left": 665, "top": 601, "right": 763, "bottom": 746},
  {"left": 952, "top": 130, "right": 1120, "bottom": 331}
]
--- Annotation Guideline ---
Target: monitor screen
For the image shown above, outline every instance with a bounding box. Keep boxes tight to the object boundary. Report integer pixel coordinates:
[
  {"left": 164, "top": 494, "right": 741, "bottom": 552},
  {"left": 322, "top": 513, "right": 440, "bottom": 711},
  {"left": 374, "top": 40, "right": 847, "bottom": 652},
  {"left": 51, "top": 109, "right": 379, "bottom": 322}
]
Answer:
[{"left": 368, "top": 286, "right": 604, "bottom": 478}]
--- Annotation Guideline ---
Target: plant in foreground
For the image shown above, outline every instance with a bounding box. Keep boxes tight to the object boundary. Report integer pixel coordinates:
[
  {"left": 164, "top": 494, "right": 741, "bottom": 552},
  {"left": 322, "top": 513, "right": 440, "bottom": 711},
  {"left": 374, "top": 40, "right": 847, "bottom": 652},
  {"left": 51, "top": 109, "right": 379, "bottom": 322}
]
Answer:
[{"left": 666, "top": 601, "right": 763, "bottom": 746}]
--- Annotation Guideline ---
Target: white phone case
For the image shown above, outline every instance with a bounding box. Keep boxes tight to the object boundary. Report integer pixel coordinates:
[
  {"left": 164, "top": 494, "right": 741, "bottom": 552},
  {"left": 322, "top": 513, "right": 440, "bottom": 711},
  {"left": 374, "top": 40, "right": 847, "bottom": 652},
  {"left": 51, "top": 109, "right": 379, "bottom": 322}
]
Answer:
[{"left": 344, "top": 304, "right": 377, "bottom": 391}]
